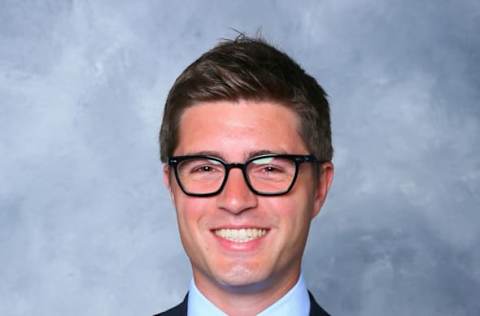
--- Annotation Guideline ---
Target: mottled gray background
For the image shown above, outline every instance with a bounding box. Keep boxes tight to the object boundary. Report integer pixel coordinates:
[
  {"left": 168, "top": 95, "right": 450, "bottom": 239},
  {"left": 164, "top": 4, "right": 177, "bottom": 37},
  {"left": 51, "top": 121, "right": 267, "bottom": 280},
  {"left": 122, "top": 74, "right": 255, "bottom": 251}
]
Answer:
[{"left": 1, "top": 0, "right": 479, "bottom": 315}]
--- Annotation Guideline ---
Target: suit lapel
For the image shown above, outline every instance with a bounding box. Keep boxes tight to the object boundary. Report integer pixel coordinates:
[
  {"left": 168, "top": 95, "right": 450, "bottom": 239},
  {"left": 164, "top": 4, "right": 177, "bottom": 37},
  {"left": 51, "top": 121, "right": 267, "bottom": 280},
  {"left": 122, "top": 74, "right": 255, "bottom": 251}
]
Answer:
[
  {"left": 153, "top": 294, "right": 188, "bottom": 316},
  {"left": 308, "top": 291, "right": 330, "bottom": 316}
]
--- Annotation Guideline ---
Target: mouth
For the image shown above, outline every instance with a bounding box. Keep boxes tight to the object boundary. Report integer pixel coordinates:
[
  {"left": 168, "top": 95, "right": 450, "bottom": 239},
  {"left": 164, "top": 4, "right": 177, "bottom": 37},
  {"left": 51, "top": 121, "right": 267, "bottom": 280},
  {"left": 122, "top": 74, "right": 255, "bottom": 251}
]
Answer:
[{"left": 212, "top": 228, "right": 269, "bottom": 243}]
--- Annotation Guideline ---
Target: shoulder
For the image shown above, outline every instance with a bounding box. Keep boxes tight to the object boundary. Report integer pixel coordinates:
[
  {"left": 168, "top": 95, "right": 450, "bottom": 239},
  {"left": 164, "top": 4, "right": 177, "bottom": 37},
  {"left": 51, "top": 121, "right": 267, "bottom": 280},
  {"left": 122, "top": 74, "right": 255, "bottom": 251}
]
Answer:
[
  {"left": 153, "top": 294, "right": 188, "bottom": 316},
  {"left": 308, "top": 291, "right": 330, "bottom": 316}
]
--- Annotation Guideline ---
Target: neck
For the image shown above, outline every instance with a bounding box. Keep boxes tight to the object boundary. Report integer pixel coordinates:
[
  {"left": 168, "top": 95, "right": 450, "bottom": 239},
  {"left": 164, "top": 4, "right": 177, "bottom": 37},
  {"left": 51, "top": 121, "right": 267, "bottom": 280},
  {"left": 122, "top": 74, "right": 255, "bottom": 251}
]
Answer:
[{"left": 193, "top": 267, "right": 301, "bottom": 316}]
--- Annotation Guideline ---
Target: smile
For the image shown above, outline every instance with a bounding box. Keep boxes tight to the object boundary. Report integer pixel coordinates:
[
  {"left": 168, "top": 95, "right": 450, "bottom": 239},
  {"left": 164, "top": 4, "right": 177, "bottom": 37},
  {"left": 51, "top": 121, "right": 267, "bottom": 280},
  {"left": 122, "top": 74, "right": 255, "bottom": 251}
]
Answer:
[{"left": 213, "top": 228, "right": 268, "bottom": 243}]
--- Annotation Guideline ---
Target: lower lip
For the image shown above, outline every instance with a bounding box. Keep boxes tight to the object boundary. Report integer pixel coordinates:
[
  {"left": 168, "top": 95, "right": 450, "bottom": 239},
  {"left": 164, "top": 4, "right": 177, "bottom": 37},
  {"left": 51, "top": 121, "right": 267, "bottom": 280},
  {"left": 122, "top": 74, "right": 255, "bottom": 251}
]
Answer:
[{"left": 212, "top": 230, "right": 270, "bottom": 252}]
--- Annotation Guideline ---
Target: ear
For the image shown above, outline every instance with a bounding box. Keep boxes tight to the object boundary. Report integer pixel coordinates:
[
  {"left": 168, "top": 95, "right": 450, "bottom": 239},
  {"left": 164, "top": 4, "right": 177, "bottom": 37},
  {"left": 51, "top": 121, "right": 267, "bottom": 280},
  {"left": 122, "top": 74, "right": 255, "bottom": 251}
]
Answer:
[
  {"left": 311, "top": 161, "right": 334, "bottom": 219},
  {"left": 163, "top": 164, "right": 171, "bottom": 188},
  {"left": 163, "top": 164, "right": 175, "bottom": 201}
]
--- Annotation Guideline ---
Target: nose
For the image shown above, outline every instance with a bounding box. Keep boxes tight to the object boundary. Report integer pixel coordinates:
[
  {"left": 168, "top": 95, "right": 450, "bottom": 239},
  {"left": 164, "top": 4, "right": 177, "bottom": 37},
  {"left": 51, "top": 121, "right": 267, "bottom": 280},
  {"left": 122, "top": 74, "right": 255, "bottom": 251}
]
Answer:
[{"left": 216, "top": 168, "right": 258, "bottom": 214}]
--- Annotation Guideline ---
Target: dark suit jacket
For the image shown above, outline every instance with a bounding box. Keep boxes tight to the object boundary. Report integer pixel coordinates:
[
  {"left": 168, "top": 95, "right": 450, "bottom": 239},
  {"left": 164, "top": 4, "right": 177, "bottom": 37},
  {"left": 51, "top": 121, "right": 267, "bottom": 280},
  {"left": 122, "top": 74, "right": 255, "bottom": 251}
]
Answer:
[{"left": 154, "top": 291, "right": 330, "bottom": 316}]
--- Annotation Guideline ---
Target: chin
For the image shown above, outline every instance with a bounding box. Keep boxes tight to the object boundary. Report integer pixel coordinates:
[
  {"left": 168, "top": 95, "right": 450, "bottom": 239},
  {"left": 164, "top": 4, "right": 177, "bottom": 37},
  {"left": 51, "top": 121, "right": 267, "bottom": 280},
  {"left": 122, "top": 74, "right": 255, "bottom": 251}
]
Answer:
[{"left": 213, "top": 264, "right": 273, "bottom": 292}]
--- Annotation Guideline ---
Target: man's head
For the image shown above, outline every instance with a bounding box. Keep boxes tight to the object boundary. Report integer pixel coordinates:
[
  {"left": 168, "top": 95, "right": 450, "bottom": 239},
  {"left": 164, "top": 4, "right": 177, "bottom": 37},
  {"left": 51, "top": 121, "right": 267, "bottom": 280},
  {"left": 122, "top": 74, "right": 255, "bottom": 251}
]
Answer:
[
  {"left": 159, "top": 35, "right": 333, "bottom": 163},
  {"left": 160, "top": 36, "right": 334, "bottom": 300}
]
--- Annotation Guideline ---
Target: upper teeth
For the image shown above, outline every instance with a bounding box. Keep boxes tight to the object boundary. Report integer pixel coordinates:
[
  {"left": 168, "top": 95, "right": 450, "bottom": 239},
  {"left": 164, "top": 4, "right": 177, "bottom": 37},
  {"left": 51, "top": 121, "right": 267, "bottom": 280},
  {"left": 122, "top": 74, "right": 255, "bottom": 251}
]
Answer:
[{"left": 214, "top": 228, "right": 267, "bottom": 243}]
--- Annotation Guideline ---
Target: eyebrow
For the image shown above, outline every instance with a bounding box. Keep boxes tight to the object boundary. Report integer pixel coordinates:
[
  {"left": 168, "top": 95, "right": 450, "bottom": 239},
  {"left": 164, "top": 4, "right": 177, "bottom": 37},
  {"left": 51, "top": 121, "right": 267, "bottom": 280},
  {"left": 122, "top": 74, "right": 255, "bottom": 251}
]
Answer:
[
  {"left": 183, "top": 150, "right": 289, "bottom": 162},
  {"left": 245, "top": 150, "right": 288, "bottom": 160},
  {"left": 185, "top": 150, "right": 226, "bottom": 159}
]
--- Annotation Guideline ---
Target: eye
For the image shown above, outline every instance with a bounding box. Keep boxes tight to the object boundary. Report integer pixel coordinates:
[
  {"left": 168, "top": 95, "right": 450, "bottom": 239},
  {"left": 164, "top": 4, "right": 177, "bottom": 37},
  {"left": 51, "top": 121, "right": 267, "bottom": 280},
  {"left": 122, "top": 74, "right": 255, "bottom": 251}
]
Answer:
[
  {"left": 191, "top": 165, "right": 217, "bottom": 173},
  {"left": 251, "top": 163, "right": 286, "bottom": 175},
  {"left": 261, "top": 165, "right": 282, "bottom": 173},
  {"left": 187, "top": 159, "right": 223, "bottom": 174},
  {"left": 248, "top": 156, "right": 294, "bottom": 179}
]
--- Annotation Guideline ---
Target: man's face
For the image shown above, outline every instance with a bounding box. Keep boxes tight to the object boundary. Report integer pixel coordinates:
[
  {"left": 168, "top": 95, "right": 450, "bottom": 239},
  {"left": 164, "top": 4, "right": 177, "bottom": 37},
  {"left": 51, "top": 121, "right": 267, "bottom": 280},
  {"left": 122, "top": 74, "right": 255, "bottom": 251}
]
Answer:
[{"left": 164, "top": 100, "right": 333, "bottom": 294}]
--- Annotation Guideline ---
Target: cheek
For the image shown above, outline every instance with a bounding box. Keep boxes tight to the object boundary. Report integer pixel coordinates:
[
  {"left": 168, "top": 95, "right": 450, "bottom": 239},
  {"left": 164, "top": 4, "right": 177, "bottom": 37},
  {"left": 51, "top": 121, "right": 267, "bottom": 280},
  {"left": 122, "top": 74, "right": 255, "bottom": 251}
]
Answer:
[
  {"left": 174, "top": 199, "right": 210, "bottom": 262},
  {"left": 269, "top": 191, "right": 314, "bottom": 236},
  {"left": 175, "top": 197, "right": 212, "bottom": 241}
]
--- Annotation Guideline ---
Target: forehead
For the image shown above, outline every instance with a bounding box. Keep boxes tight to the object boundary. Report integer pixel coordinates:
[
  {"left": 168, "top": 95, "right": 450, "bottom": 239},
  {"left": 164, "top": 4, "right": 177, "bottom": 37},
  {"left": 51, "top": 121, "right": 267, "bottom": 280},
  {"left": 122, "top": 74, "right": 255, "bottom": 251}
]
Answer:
[{"left": 174, "top": 100, "right": 309, "bottom": 159}]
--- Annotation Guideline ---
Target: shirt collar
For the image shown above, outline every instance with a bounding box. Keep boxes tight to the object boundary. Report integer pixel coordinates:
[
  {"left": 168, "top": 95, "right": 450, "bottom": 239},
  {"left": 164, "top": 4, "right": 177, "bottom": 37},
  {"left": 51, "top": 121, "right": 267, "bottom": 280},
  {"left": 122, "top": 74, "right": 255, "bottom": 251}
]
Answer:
[
  {"left": 187, "top": 273, "right": 310, "bottom": 316},
  {"left": 187, "top": 280, "right": 226, "bottom": 316}
]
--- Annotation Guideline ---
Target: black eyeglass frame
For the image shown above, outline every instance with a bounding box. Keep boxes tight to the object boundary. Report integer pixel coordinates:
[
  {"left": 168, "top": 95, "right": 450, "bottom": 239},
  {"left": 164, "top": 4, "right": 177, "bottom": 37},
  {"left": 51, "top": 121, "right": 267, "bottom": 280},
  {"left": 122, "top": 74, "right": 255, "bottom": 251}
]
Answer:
[{"left": 168, "top": 154, "right": 323, "bottom": 197}]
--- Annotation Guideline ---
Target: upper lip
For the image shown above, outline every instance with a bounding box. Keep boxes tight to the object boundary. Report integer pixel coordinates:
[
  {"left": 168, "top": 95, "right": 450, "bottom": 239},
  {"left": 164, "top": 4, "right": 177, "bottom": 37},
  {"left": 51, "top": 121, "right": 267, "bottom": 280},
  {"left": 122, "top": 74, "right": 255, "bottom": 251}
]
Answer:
[{"left": 210, "top": 226, "right": 270, "bottom": 230}]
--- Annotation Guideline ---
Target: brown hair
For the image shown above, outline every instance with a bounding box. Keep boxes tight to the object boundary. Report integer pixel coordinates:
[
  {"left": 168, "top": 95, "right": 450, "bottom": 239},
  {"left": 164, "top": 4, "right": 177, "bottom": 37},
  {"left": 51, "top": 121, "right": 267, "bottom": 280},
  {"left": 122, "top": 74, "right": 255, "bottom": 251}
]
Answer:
[{"left": 159, "top": 35, "right": 333, "bottom": 162}]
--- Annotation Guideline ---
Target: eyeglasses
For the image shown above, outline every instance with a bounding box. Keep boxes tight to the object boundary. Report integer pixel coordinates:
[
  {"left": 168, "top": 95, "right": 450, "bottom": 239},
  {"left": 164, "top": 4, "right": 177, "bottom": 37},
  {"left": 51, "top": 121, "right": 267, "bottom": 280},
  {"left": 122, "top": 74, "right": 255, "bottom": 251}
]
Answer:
[{"left": 168, "top": 154, "right": 321, "bottom": 197}]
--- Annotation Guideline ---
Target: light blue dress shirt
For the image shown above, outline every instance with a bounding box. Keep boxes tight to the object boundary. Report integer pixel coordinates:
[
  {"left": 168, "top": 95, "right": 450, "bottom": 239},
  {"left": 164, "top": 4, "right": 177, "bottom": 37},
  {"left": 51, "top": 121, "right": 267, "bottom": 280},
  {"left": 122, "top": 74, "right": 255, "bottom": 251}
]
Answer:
[{"left": 187, "top": 273, "right": 310, "bottom": 316}]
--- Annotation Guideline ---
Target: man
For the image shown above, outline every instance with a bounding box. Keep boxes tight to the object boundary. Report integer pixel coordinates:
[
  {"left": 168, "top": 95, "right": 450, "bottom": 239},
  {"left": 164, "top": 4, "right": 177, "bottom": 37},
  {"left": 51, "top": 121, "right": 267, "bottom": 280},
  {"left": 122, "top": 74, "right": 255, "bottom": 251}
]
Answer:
[{"left": 156, "top": 35, "right": 334, "bottom": 316}]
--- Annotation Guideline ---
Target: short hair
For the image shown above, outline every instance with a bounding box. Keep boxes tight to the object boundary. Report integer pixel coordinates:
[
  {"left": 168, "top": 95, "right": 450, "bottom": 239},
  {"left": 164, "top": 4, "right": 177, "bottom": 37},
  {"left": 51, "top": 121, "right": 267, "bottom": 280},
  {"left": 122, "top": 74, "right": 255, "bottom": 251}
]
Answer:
[{"left": 159, "top": 35, "right": 333, "bottom": 163}]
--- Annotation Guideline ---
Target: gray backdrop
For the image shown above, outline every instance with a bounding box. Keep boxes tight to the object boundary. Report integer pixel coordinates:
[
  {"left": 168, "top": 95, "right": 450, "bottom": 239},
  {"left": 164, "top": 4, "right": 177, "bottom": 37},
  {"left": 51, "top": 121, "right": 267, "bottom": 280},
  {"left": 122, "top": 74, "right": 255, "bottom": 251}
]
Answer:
[{"left": 1, "top": 1, "right": 479, "bottom": 315}]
